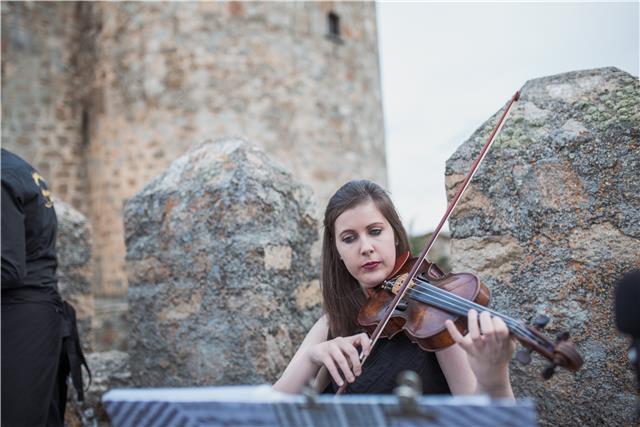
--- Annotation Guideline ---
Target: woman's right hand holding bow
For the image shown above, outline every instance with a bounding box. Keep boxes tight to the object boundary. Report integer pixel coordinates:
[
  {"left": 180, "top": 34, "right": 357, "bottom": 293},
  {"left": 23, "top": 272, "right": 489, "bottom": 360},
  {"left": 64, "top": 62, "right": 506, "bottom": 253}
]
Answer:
[{"left": 307, "top": 333, "right": 372, "bottom": 387}]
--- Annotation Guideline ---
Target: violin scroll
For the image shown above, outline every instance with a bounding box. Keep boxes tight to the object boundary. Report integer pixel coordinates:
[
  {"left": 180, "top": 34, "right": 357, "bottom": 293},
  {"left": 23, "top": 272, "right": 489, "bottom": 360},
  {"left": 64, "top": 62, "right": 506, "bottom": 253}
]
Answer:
[{"left": 515, "top": 314, "right": 583, "bottom": 379}]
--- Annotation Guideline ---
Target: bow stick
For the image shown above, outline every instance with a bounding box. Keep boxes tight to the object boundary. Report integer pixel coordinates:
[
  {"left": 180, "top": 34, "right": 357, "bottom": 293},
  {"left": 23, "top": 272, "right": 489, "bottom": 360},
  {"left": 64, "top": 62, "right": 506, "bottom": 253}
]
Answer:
[{"left": 331, "top": 90, "right": 521, "bottom": 395}]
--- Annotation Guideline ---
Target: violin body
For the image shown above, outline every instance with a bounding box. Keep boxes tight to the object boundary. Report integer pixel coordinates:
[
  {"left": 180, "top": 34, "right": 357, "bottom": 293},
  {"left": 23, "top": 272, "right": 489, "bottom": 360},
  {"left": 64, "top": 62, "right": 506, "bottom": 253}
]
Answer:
[{"left": 358, "top": 254, "right": 490, "bottom": 351}]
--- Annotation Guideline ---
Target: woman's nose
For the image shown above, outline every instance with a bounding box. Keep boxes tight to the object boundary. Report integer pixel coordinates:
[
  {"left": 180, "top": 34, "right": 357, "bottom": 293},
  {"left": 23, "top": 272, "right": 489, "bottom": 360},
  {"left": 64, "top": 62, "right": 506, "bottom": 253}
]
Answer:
[{"left": 360, "top": 237, "right": 374, "bottom": 255}]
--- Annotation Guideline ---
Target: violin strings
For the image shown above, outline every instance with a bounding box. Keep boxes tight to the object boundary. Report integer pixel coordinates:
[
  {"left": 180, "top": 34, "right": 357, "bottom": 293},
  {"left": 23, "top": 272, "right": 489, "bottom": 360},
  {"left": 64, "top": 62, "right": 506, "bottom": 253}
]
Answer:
[
  {"left": 408, "top": 282, "right": 545, "bottom": 347},
  {"left": 409, "top": 278, "right": 522, "bottom": 328},
  {"left": 407, "top": 285, "right": 540, "bottom": 344},
  {"left": 412, "top": 280, "right": 523, "bottom": 331},
  {"left": 415, "top": 278, "right": 518, "bottom": 320},
  {"left": 402, "top": 280, "right": 549, "bottom": 348},
  {"left": 406, "top": 284, "right": 545, "bottom": 347},
  {"left": 412, "top": 284, "right": 546, "bottom": 348}
]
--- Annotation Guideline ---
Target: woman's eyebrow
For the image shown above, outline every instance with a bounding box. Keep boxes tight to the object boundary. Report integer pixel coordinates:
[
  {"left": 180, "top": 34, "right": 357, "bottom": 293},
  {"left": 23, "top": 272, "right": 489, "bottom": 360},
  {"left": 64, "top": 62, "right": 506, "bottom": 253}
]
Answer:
[{"left": 338, "top": 228, "right": 354, "bottom": 237}]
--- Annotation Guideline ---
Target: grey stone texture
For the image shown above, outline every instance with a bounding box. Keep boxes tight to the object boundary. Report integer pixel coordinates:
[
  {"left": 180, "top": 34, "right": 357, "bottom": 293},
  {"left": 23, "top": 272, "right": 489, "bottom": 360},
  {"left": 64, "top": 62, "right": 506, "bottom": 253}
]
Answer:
[
  {"left": 125, "top": 138, "right": 322, "bottom": 387},
  {"left": 446, "top": 67, "right": 639, "bottom": 426},
  {"left": 55, "top": 198, "right": 95, "bottom": 352},
  {"left": 1, "top": 2, "right": 386, "bottom": 298}
]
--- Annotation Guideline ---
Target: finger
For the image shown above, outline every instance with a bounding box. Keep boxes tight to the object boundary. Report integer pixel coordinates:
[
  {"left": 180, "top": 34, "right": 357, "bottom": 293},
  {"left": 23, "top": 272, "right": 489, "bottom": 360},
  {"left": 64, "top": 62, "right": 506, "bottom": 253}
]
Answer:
[
  {"left": 357, "top": 333, "right": 372, "bottom": 358},
  {"left": 445, "top": 319, "right": 471, "bottom": 350},
  {"left": 467, "top": 309, "right": 481, "bottom": 341},
  {"left": 322, "top": 355, "right": 344, "bottom": 387},
  {"left": 479, "top": 311, "right": 496, "bottom": 344},
  {"left": 492, "top": 316, "right": 510, "bottom": 340},
  {"left": 340, "top": 341, "right": 362, "bottom": 376},
  {"left": 329, "top": 344, "right": 355, "bottom": 383},
  {"left": 346, "top": 333, "right": 369, "bottom": 359}
]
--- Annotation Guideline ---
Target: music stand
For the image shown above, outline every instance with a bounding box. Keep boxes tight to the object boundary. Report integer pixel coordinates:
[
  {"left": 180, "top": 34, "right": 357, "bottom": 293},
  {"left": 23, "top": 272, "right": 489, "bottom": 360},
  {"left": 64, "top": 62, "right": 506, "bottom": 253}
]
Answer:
[{"left": 103, "top": 385, "right": 537, "bottom": 427}]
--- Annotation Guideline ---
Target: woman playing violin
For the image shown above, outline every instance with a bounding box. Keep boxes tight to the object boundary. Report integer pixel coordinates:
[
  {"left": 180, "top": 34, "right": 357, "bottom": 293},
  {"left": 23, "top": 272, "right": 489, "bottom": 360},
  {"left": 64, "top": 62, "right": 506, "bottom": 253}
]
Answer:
[{"left": 273, "top": 180, "right": 516, "bottom": 397}]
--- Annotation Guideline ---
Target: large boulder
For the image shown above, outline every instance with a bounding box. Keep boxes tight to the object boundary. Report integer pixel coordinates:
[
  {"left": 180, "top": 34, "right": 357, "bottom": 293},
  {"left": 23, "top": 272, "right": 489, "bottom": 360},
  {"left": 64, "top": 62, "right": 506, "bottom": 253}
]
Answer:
[
  {"left": 124, "top": 138, "right": 322, "bottom": 387},
  {"left": 446, "top": 67, "right": 639, "bottom": 426},
  {"left": 56, "top": 199, "right": 95, "bottom": 352}
]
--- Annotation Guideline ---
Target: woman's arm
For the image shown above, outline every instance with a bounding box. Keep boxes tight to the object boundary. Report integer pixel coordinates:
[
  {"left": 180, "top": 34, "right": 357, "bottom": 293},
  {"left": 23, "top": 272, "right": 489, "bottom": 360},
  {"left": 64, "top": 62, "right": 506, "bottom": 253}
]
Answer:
[
  {"left": 273, "top": 315, "right": 372, "bottom": 394},
  {"left": 437, "top": 309, "right": 515, "bottom": 399}
]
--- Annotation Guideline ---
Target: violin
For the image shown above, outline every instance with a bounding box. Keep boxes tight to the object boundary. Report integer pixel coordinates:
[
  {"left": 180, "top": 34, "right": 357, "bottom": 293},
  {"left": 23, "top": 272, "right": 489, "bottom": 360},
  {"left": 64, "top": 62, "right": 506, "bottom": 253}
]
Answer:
[
  {"left": 332, "top": 91, "right": 583, "bottom": 395},
  {"left": 358, "top": 252, "right": 584, "bottom": 378}
]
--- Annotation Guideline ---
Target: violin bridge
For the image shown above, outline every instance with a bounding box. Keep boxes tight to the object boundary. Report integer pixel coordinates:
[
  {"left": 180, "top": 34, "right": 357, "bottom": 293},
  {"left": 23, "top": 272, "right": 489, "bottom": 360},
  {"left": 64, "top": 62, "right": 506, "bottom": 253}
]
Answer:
[{"left": 389, "top": 273, "right": 416, "bottom": 295}]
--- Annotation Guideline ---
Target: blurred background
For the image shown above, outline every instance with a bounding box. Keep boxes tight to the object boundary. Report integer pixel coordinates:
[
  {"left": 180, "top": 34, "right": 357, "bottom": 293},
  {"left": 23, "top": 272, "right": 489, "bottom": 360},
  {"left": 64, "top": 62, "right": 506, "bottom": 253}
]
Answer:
[{"left": 1, "top": 1, "right": 638, "bottom": 351}]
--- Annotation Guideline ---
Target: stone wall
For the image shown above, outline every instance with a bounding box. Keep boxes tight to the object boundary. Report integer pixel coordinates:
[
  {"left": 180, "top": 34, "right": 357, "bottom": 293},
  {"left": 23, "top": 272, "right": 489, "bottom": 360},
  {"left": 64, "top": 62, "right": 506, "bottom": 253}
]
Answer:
[
  {"left": 1, "top": 2, "right": 387, "bottom": 298},
  {"left": 445, "top": 67, "right": 639, "bottom": 426},
  {"left": 125, "top": 138, "right": 322, "bottom": 386},
  {"left": 1, "top": 2, "right": 91, "bottom": 212}
]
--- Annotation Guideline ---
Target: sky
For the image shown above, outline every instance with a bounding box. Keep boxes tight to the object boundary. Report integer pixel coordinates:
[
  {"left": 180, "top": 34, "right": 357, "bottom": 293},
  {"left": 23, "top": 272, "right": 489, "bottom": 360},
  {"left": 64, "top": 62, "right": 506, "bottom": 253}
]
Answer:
[{"left": 376, "top": 1, "right": 639, "bottom": 236}]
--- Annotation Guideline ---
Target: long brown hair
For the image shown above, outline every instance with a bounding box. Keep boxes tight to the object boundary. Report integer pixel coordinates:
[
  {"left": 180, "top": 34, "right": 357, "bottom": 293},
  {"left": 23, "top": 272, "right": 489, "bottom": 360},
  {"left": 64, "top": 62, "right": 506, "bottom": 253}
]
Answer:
[{"left": 321, "top": 180, "right": 411, "bottom": 338}]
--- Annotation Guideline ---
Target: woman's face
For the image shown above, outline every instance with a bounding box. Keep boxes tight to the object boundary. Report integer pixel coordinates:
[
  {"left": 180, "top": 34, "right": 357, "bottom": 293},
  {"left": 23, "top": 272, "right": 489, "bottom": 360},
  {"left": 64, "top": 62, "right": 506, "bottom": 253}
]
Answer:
[{"left": 334, "top": 200, "right": 397, "bottom": 291}]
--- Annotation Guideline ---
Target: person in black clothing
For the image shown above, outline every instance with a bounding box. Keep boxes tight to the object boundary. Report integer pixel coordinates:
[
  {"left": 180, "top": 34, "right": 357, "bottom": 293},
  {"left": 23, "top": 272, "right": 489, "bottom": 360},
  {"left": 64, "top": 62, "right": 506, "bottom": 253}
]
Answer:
[
  {"left": 2, "top": 149, "right": 88, "bottom": 427},
  {"left": 273, "top": 180, "right": 515, "bottom": 397}
]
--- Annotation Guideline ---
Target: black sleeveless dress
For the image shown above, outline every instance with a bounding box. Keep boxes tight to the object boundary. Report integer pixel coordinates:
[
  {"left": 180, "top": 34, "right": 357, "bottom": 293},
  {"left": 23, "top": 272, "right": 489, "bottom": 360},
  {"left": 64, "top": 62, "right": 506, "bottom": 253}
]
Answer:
[{"left": 327, "top": 333, "right": 451, "bottom": 395}]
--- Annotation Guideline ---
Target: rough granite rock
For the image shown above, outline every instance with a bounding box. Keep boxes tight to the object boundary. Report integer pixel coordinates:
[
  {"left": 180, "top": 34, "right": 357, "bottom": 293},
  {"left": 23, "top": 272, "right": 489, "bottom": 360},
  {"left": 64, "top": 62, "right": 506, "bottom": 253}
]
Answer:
[
  {"left": 446, "top": 67, "right": 639, "bottom": 426},
  {"left": 56, "top": 198, "right": 95, "bottom": 352},
  {"left": 124, "top": 138, "right": 322, "bottom": 387}
]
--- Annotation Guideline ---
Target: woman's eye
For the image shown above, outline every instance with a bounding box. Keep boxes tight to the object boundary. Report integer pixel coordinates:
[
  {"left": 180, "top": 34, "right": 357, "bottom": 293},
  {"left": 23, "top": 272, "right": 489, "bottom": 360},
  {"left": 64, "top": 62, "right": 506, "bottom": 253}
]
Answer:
[
  {"left": 342, "top": 235, "right": 355, "bottom": 243},
  {"left": 370, "top": 228, "right": 382, "bottom": 236}
]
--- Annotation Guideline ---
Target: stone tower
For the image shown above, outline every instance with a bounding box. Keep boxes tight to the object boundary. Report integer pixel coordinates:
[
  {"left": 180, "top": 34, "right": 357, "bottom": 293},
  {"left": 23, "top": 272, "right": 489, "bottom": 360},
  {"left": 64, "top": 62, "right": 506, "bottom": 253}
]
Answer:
[{"left": 2, "top": 2, "right": 387, "bottom": 297}]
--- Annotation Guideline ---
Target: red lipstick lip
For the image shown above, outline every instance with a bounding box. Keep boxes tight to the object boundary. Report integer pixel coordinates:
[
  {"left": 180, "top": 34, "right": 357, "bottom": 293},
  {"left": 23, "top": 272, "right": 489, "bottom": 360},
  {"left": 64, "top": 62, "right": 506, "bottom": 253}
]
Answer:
[{"left": 362, "top": 261, "right": 380, "bottom": 269}]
